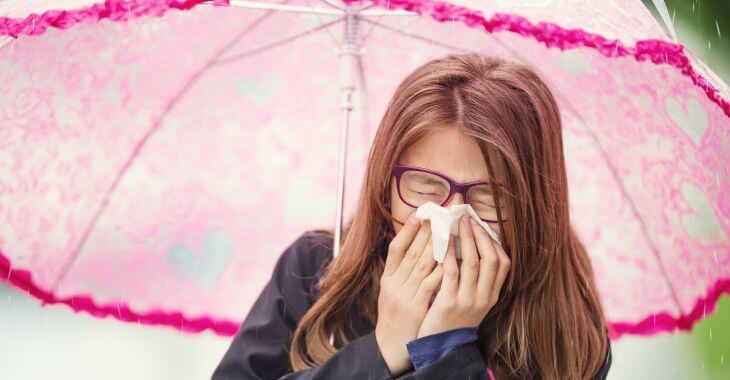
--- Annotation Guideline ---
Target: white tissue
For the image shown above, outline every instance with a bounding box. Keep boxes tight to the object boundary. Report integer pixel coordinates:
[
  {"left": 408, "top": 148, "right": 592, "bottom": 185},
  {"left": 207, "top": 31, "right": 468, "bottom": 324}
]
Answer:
[{"left": 415, "top": 201, "right": 503, "bottom": 263}]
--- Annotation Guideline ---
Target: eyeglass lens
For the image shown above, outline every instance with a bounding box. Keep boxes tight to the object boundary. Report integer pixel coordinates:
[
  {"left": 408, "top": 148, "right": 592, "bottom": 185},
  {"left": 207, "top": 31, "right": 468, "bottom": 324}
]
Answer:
[{"left": 399, "top": 170, "right": 505, "bottom": 222}]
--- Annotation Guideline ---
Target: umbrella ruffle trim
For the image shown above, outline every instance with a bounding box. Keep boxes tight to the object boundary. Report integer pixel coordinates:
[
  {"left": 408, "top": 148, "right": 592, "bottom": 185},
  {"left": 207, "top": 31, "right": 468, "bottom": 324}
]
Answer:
[
  {"left": 1, "top": 249, "right": 730, "bottom": 338},
  {"left": 343, "top": 0, "right": 730, "bottom": 119},
  {"left": 0, "top": 0, "right": 228, "bottom": 37},
  {"left": 0, "top": 251, "right": 240, "bottom": 336},
  {"left": 606, "top": 277, "right": 730, "bottom": 339},
  {"left": 1, "top": 0, "right": 728, "bottom": 117}
]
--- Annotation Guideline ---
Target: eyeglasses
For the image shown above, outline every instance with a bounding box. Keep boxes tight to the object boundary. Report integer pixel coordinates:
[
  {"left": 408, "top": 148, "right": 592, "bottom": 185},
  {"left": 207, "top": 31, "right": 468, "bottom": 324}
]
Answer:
[{"left": 391, "top": 164, "right": 508, "bottom": 223}]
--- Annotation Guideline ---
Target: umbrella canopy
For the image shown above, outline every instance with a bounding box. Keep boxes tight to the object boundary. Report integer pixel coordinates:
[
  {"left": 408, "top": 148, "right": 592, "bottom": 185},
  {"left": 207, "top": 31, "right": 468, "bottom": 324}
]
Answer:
[{"left": 0, "top": 0, "right": 728, "bottom": 338}]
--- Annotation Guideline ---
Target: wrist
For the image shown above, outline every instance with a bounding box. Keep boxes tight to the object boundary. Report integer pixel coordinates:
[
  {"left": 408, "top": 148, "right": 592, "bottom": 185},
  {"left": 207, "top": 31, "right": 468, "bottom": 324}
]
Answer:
[{"left": 375, "top": 331, "right": 412, "bottom": 376}]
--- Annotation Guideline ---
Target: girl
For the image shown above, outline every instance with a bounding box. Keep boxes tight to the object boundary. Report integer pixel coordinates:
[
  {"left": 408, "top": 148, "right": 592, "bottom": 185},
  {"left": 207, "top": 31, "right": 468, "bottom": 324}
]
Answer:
[{"left": 213, "top": 52, "right": 612, "bottom": 379}]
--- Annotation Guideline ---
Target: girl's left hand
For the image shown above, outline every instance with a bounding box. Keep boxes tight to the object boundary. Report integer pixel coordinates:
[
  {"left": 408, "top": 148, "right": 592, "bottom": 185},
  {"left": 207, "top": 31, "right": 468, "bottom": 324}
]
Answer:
[{"left": 416, "top": 215, "right": 511, "bottom": 338}]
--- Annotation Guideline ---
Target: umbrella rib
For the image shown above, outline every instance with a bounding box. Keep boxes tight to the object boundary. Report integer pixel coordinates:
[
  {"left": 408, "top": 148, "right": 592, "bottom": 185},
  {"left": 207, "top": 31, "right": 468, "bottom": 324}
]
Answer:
[
  {"left": 306, "top": 0, "right": 343, "bottom": 47},
  {"left": 212, "top": 17, "right": 344, "bottom": 67},
  {"left": 318, "top": 0, "right": 346, "bottom": 10},
  {"left": 475, "top": 31, "right": 686, "bottom": 317},
  {"left": 560, "top": 98, "right": 686, "bottom": 317},
  {"left": 359, "top": 3, "right": 387, "bottom": 43},
  {"left": 46, "top": 8, "right": 284, "bottom": 297},
  {"left": 359, "top": 17, "right": 470, "bottom": 53},
  {"left": 0, "top": 36, "right": 14, "bottom": 50}
]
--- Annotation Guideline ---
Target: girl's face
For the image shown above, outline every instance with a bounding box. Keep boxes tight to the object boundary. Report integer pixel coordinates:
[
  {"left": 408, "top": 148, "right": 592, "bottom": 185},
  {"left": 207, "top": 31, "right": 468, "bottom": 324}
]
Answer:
[{"left": 389, "top": 127, "right": 504, "bottom": 240}]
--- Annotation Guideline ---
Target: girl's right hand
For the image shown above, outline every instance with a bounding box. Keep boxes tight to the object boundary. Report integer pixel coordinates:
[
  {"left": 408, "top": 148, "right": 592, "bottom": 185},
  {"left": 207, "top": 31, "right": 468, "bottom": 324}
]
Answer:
[{"left": 374, "top": 212, "right": 444, "bottom": 377}]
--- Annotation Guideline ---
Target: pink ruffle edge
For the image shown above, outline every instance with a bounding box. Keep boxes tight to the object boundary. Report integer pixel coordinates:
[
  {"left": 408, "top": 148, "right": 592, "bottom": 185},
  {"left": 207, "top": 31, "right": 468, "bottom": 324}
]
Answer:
[
  {"left": 0, "top": 251, "right": 240, "bottom": 336},
  {"left": 0, "top": 0, "right": 729, "bottom": 337},
  {"left": 0, "top": 0, "right": 229, "bottom": 37},
  {"left": 2, "top": 247, "right": 730, "bottom": 339},
  {"left": 343, "top": 0, "right": 730, "bottom": 119},
  {"left": 1, "top": 0, "right": 727, "bottom": 116}
]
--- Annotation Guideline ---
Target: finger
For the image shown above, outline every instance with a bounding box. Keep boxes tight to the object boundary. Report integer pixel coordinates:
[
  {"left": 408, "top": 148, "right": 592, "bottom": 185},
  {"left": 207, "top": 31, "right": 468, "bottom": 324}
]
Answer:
[
  {"left": 489, "top": 234, "right": 512, "bottom": 304},
  {"left": 457, "top": 215, "right": 479, "bottom": 301},
  {"left": 471, "top": 219, "right": 499, "bottom": 302},
  {"left": 383, "top": 211, "right": 420, "bottom": 276},
  {"left": 404, "top": 235, "right": 437, "bottom": 289},
  {"left": 439, "top": 236, "right": 459, "bottom": 296},
  {"left": 394, "top": 219, "right": 432, "bottom": 283},
  {"left": 413, "top": 264, "right": 443, "bottom": 307}
]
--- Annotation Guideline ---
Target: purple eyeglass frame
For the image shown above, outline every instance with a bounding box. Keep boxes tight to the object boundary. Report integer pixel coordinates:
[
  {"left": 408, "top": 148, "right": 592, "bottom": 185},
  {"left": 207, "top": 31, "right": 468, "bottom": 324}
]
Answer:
[{"left": 391, "top": 164, "right": 508, "bottom": 223}]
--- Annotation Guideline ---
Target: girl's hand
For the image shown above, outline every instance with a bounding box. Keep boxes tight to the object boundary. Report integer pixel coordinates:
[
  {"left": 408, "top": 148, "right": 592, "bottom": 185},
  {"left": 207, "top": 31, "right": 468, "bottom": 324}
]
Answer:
[
  {"left": 417, "top": 215, "right": 511, "bottom": 338},
  {"left": 375, "top": 213, "right": 445, "bottom": 377}
]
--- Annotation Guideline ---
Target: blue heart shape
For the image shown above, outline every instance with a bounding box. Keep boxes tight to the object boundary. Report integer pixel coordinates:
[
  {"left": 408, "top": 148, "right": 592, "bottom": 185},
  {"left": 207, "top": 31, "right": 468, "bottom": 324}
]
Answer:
[
  {"left": 236, "top": 74, "right": 280, "bottom": 107},
  {"left": 167, "top": 228, "right": 233, "bottom": 290}
]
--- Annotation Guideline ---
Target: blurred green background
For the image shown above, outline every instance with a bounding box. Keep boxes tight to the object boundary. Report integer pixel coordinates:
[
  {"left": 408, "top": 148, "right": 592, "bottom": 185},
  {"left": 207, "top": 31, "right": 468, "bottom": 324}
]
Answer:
[{"left": 642, "top": 0, "right": 729, "bottom": 83}]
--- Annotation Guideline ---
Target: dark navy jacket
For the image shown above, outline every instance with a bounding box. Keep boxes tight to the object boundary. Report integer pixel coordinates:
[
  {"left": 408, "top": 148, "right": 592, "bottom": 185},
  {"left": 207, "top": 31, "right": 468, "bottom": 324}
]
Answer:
[{"left": 212, "top": 231, "right": 612, "bottom": 379}]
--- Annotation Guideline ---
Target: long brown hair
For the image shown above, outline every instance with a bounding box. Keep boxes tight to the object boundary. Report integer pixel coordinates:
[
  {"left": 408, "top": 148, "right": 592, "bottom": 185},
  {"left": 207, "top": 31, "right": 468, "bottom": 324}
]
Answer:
[{"left": 289, "top": 52, "right": 609, "bottom": 379}]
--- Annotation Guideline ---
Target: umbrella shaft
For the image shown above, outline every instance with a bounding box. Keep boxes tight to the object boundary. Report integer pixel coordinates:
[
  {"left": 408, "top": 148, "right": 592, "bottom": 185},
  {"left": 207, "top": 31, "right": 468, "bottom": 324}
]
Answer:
[{"left": 333, "top": 6, "right": 362, "bottom": 258}]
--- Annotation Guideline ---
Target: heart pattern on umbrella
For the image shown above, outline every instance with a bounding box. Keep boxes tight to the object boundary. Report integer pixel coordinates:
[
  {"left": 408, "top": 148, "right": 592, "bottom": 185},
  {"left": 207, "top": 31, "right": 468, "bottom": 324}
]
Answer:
[
  {"left": 680, "top": 182, "right": 728, "bottom": 245},
  {"left": 166, "top": 228, "right": 233, "bottom": 291},
  {"left": 665, "top": 95, "right": 709, "bottom": 147}
]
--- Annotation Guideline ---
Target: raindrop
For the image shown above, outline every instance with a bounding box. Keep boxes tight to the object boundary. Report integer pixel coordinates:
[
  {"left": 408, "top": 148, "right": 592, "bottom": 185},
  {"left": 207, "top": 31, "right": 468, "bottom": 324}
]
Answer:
[
  {"left": 708, "top": 40, "right": 711, "bottom": 51},
  {"left": 717, "top": 19, "right": 722, "bottom": 39},
  {"left": 709, "top": 327, "right": 712, "bottom": 342},
  {"left": 698, "top": 0, "right": 701, "bottom": 23}
]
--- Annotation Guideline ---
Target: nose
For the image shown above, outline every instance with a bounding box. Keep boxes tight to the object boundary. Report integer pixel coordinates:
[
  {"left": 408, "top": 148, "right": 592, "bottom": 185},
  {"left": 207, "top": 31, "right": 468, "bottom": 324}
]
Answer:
[{"left": 444, "top": 191, "right": 465, "bottom": 208}]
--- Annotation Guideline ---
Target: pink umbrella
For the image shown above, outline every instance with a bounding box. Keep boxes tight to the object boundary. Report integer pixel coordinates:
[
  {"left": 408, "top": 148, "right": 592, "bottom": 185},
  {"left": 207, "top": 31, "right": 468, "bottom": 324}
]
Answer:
[{"left": 0, "top": 0, "right": 728, "bottom": 340}]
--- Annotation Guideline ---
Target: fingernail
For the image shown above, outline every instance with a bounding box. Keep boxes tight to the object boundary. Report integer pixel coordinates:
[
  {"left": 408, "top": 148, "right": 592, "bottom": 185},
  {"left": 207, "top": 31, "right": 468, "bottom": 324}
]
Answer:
[{"left": 407, "top": 215, "right": 419, "bottom": 225}]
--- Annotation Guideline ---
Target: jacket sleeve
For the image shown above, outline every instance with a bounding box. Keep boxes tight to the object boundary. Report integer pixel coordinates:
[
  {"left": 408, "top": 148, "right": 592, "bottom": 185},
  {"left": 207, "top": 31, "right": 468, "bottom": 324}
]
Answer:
[
  {"left": 405, "top": 327, "right": 479, "bottom": 370},
  {"left": 396, "top": 334, "right": 613, "bottom": 380},
  {"left": 398, "top": 341, "right": 489, "bottom": 380},
  {"left": 211, "top": 233, "right": 394, "bottom": 380}
]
